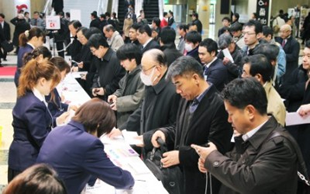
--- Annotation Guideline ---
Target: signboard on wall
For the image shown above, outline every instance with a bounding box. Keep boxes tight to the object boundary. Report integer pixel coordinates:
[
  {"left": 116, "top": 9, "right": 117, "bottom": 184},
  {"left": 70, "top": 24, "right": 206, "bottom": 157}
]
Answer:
[{"left": 256, "top": 0, "right": 270, "bottom": 25}]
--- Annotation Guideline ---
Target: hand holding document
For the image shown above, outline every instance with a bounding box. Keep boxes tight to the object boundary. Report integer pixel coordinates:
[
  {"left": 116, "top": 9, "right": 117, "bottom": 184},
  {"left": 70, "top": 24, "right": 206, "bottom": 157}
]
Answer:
[
  {"left": 286, "top": 111, "right": 310, "bottom": 126},
  {"left": 222, "top": 48, "right": 234, "bottom": 63},
  {"left": 122, "top": 130, "right": 143, "bottom": 145}
]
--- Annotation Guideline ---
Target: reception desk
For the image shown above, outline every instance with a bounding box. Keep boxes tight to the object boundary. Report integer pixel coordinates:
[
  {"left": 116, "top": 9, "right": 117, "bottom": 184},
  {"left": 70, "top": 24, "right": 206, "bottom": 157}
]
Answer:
[{"left": 58, "top": 73, "right": 168, "bottom": 194}]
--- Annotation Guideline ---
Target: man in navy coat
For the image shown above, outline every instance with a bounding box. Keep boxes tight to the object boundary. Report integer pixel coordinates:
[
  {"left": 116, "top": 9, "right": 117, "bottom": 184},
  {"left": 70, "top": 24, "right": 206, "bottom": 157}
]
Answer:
[{"left": 198, "top": 38, "right": 228, "bottom": 91}]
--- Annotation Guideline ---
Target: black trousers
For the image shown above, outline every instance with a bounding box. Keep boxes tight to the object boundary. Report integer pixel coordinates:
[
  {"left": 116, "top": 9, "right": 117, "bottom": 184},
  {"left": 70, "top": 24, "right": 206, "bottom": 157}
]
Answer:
[
  {"left": 56, "top": 41, "right": 64, "bottom": 58},
  {"left": 8, "top": 167, "right": 22, "bottom": 182}
]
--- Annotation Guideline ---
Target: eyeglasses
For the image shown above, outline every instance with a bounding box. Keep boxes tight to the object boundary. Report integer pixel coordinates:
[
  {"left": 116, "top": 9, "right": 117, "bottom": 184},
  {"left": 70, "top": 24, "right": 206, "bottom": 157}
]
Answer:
[
  {"left": 142, "top": 65, "right": 156, "bottom": 73},
  {"left": 242, "top": 32, "right": 256, "bottom": 36}
]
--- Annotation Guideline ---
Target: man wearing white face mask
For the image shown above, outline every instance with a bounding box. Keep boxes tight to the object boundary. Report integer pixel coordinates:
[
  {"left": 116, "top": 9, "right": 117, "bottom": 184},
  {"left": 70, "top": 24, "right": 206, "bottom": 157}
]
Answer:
[
  {"left": 108, "top": 49, "right": 180, "bottom": 153},
  {"left": 184, "top": 31, "right": 202, "bottom": 64}
]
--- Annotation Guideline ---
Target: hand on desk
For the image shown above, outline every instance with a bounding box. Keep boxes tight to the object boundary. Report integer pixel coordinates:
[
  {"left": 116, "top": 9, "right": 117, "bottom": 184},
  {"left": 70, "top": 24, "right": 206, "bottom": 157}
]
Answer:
[
  {"left": 56, "top": 112, "right": 70, "bottom": 126},
  {"left": 108, "top": 128, "right": 122, "bottom": 138},
  {"left": 134, "top": 135, "right": 144, "bottom": 147},
  {"left": 71, "top": 66, "right": 79, "bottom": 72},
  {"left": 92, "top": 87, "right": 105, "bottom": 96},
  {"left": 161, "top": 150, "right": 179, "bottom": 168}
]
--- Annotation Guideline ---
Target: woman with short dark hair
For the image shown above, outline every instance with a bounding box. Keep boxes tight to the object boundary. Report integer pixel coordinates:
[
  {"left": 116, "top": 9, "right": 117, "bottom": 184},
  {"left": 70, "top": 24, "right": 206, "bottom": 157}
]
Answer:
[
  {"left": 4, "top": 164, "right": 67, "bottom": 194},
  {"left": 37, "top": 99, "right": 135, "bottom": 194}
]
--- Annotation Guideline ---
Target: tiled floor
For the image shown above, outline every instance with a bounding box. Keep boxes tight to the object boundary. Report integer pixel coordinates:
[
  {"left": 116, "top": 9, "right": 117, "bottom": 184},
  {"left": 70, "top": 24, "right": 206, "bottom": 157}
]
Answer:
[{"left": 0, "top": 54, "right": 17, "bottom": 192}]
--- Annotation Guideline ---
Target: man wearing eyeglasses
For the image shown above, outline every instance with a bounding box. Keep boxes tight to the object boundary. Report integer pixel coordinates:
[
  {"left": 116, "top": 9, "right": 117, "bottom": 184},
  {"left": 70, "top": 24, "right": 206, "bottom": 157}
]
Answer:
[
  {"left": 242, "top": 20, "right": 262, "bottom": 57},
  {"left": 87, "top": 34, "right": 125, "bottom": 101}
]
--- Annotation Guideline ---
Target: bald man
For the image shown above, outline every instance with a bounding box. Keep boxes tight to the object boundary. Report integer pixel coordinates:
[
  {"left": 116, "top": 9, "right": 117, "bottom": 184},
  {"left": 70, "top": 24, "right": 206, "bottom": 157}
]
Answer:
[{"left": 277, "top": 24, "right": 300, "bottom": 82}]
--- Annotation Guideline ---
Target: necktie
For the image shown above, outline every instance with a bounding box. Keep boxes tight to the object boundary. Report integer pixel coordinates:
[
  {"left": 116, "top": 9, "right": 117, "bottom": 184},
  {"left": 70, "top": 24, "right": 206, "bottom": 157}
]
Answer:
[
  {"left": 189, "top": 99, "right": 199, "bottom": 113},
  {"left": 281, "top": 40, "right": 286, "bottom": 48},
  {"left": 34, "top": 19, "right": 37, "bottom": 26},
  {"left": 203, "top": 66, "right": 209, "bottom": 80}
]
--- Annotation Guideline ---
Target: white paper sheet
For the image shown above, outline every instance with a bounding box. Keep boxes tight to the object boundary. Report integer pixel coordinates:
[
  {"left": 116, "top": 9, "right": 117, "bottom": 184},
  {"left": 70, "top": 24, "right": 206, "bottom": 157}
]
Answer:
[
  {"left": 222, "top": 48, "right": 234, "bottom": 63},
  {"left": 286, "top": 112, "right": 310, "bottom": 126},
  {"left": 122, "top": 130, "right": 143, "bottom": 145}
]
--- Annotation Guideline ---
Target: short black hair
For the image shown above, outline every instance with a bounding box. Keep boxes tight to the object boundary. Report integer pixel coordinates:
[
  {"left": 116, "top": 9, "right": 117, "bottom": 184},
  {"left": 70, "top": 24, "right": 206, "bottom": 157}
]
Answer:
[
  {"left": 87, "top": 33, "right": 109, "bottom": 48},
  {"left": 185, "top": 31, "right": 202, "bottom": 44},
  {"left": 66, "top": 12, "right": 70, "bottom": 18},
  {"left": 306, "top": 40, "right": 310, "bottom": 49},
  {"left": 160, "top": 27, "right": 176, "bottom": 45},
  {"left": 85, "top": 27, "right": 102, "bottom": 39},
  {"left": 138, "top": 24, "right": 152, "bottom": 37},
  {"left": 253, "top": 43, "right": 279, "bottom": 62},
  {"left": 222, "top": 17, "right": 231, "bottom": 22},
  {"left": 233, "top": 13, "right": 240, "bottom": 20},
  {"left": 221, "top": 77, "right": 267, "bottom": 115},
  {"left": 199, "top": 38, "right": 218, "bottom": 55},
  {"left": 229, "top": 22, "right": 242, "bottom": 32},
  {"left": 130, "top": 23, "right": 141, "bottom": 31},
  {"left": 116, "top": 43, "right": 142, "bottom": 65},
  {"left": 0, "top": 13, "right": 4, "bottom": 18},
  {"left": 169, "top": 10, "right": 173, "bottom": 16},
  {"left": 163, "top": 12, "right": 168, "bottom": 17},
  {"left": 252, "top": 12, "right": 257, "bottom": 18},
  {"left": 69, "top": 20, "right": 82, "bottom": 29},
  {"left": 76, "top": 27, "right": 89, "bottom": 36},
  {"left": 244, "top": 19, "right": 262, "bottom": 34},
  {"left": 262, "top": 26, "right": 273, "bottom": 39},
  {"left": 178, "top": 24, "right": 188, "bottom": 32},
  {"left": 166, "top": 56, "right": 204, "bottom": 81},
  {"left": 152, "top": 17, "right": 160, "bottom": 27},
  {"left": 91, "top": 11, "right": 98, "bottom": 18},
  {"left": 244, "top": 54, "right": 273, "bottom": 82}
]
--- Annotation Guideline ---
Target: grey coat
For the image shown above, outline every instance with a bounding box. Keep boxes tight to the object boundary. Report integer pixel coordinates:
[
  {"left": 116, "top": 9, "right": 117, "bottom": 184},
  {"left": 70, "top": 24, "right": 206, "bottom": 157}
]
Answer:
[{"left": 113, "top": 66, "right": 145, "bottom": 127}]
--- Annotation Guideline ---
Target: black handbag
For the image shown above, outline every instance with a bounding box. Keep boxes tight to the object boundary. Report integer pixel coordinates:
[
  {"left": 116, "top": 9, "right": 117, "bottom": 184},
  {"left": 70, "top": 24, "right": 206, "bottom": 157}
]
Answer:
[
  {"left": 144, "top": 138, "right": 183, "bottom": 194},
  {"left": 1, "top": 40, "right": 14, "bottom": 52}
]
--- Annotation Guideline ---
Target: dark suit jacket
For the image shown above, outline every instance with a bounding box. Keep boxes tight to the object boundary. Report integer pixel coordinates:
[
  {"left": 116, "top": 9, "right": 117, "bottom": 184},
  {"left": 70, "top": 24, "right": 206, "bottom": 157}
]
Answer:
[
  {"left": 186, "top": 46, "right": 201, "bottom": 64},
  {"left": 277, "top": 36, "right": 300, "bottom": 80},
  {"left": 206, "top": 117, "right": 298, "bottom": 194},
  {"left": 142, "top": 38, "right": 160, "bottom": 54},
  {"left": 120, "top": 73, "right": 181, "bottom": 151},
  {"left": 161, "top": 43, "right": 182, "bottom": 66},
  {"left": 0, "top": 21, "right": 11, "bottom": 41},
  {"left": 90, "top": 18, "right": 101, "bottom": 29},
  {"left": 52, "top": 0, "right": 64, "bottom": 14},
  {"left": 46, "top": 88, "right": 69, "bottom": 125},
  {"left": 92, "top": 48, "right": 125, "bottom": 101},
  {"left": 161, "top": 85, "right": 232, "bottom": 194},
  {"left": 9, "top": 91, "right": 52, "bottom": 172},
  {"left": 10, "top": 18, "right": 30, "bottom": 47},
  {"left": 14, "top": 44, "right": 33, "bottom": 87},
  {"left": 204, "top": 58, "right": 228, "bottom": 91},
  {"left": 37, "top": 120, "right": 134, "bottom": 194}
]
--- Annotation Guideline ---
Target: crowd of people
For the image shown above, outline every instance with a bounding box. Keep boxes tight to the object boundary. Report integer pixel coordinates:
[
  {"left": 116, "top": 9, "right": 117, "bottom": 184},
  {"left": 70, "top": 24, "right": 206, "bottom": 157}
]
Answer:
[{"left": 3, "top": 4, "right": 310, "bottom": 194}]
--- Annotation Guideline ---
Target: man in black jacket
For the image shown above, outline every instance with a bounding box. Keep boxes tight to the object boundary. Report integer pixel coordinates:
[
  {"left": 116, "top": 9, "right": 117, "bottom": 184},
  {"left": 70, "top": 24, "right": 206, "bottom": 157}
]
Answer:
[
  {"left": 192, "top": 78, "right": 299, "bottom": 194},
  {"left": 150, "top": 56, "right": 232, "bottom": 194},
  {"left": 159, "top": 27, "right": 182, "bottom": 66},
  {"left": 87, "top": 34, "right": 125, "bottom": 101},
  {"left": 137, "top": 24, "right": 160, "bottom": 53},
  {"left": 190, "top": 13, "right": 202, "bottom": 34},
  {"left": 0, "top": 13, "right": 11, "bottom": 64},
  {"left": 108, "top": 49, "right": 180, "bottom": 153}
]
